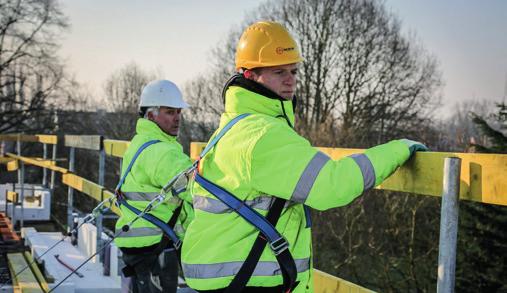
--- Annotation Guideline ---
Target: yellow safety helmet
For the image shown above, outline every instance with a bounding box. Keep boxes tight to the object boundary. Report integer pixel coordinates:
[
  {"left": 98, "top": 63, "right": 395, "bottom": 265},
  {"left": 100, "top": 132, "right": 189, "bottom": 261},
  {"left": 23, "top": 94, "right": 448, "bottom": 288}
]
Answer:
[{"left": 235, "top": 21, "right": 303, "bottom": 71}]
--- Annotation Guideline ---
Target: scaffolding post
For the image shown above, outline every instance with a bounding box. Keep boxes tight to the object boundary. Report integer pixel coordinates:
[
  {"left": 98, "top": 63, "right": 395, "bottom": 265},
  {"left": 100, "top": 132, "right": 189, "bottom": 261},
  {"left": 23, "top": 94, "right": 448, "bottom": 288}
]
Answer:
[
  {"left": 19, "top": 162, "right": 25, "bottom": 230},
  {"left": 97, "top": 146, "right": 106, "bottom": 262},
  {"left": 67, "top": 147, "right": 75, "bottom": 230},
  {"left": 437, "top": 157, "right": 461, "bottom": 293},
  {"left": 42, "top": 143, "right": 48, "bottom": 187},
  {"left": 50, "top": 143, "right": 57, "bottom": 190},
  {"left": 16, "top": 137, "right": 24, "bottom": 230}
]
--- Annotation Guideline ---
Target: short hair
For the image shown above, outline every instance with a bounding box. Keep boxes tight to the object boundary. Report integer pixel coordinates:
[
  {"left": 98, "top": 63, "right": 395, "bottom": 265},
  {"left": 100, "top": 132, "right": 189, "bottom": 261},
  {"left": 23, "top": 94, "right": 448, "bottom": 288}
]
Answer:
[{"left": 139, "top": 106, "right": 159, "bottom": 118}]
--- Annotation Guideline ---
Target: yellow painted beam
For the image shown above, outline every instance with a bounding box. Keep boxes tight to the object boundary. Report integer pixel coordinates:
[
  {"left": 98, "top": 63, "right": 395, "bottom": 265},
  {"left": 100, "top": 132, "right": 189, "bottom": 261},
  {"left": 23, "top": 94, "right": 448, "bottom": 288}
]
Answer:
[
  {"left": 314, "top": 269, "right": 375, "bottom": 293},
  {"left": 190, "top": 142, "right": 206, "bottom": 160},
  {"left": 103, "top": 139, "right": 129, "bottom": 158},
  {"left": 319, "top": 149, "right": 507, "bottom": 206},
  {"left": 5, "top": 154, "right": 67, "bottom": 173},
  {"left": 0, "top": 156, "right": 19, "bottom": 171},
  {"left": 7, "top": 191, "right": 18, "bottom": 203},
  {"left": 190, "top": 143, "right": 507, "bottom": 206},
  {"left": 23, "top": 252, "right": 49, "bottom": 293},
  {"left": 7, "top": 253, "right": 44, "bottom": 293},
  {"left": 62, "top": 173, "right": 103, "bottom": 202},
  {"left": 35, "top": 135, "right": 57, "bottom": 145},
  {"left": 7, "top": 159, "right": 19, "bottom": 171}
]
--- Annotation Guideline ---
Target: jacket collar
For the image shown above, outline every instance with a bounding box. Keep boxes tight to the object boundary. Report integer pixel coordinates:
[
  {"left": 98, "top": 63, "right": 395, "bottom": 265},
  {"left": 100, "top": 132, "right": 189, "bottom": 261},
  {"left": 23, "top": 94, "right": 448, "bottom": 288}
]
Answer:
[
  {"left": 223, "top": 75, "right": 296, "bottom": 126},
  {"left": 136, "top": 118, "right": 176, "bottom": 142}
]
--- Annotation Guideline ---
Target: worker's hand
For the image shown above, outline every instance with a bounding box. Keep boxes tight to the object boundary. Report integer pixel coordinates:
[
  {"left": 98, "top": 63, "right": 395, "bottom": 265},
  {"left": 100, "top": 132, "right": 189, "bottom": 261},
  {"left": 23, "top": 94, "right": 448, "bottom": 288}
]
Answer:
[{"left": 400, "top": 139, "right": 429, "bottom": 156}]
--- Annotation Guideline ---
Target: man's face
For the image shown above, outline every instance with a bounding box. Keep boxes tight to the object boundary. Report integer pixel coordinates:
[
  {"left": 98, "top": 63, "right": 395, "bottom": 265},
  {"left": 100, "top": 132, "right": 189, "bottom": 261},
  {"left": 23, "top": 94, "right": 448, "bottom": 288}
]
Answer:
[
  {"left": 248, "top": 63, "right": 298, "bottom": 100},
  {"left": 149, "top": 107, "right": 182, "bottom": 136}
]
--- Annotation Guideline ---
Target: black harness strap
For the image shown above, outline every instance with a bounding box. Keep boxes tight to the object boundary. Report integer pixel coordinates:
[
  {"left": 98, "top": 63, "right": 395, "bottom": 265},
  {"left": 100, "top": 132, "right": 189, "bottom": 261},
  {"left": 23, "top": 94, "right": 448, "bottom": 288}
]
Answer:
[{"left": 225, "top": 198, "right": 297, "bottom": 293}]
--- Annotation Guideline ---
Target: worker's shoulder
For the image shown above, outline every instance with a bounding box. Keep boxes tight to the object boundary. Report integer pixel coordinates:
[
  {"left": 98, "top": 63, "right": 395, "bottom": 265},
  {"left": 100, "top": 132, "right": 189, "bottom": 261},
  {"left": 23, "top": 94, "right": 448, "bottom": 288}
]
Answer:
[
  {"left": 240, "top": 113, "right": 292, "bottom": 133},
  {"left": 128, "top": 135, "right": 184, "bottom": 158}
]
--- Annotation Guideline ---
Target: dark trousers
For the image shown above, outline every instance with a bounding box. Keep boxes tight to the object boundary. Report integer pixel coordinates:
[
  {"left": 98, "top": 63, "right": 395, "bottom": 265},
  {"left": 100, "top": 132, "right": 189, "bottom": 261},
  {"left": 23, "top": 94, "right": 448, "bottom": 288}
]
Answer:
[{"left": 123, "top": 249, "right": 179, "bottom": 293}]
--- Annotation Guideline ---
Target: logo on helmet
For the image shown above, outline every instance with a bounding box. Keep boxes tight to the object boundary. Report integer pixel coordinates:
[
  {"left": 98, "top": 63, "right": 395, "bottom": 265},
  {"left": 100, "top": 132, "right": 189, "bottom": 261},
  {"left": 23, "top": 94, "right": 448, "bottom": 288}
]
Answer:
[{"left": 276, "top": 47, "right": 295, "bottom": 55}]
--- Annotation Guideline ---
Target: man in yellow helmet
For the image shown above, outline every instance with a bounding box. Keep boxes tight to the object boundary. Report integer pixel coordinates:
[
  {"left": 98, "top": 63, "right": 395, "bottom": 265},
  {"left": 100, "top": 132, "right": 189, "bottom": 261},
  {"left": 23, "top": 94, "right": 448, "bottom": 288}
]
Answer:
[{"left": 181, "top": 21, "right": 427, "bottom": 292}]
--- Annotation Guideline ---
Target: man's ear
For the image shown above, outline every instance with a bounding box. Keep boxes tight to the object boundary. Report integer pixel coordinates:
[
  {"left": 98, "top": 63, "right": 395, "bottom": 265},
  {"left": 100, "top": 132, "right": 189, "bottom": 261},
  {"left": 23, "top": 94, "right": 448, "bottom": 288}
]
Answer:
[
  {"left": 244, "top": 70, "right": 253, "bottom": 80},
  {"left": 146, "top": 111, "right": 156, "bottom": 121}
]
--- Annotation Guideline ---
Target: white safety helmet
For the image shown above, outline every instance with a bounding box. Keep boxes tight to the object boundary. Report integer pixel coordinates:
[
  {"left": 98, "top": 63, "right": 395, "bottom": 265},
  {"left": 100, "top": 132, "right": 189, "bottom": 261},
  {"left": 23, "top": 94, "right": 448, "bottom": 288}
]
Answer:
[{"left": 139, "top": 80, "right": 189, "bottom": 109}]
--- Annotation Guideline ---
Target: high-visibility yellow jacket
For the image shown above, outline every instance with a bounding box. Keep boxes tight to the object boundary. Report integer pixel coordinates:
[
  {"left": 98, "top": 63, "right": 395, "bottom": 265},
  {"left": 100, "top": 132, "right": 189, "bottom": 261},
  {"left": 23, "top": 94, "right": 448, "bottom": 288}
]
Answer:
[
  {"left": 182, "top": 82, "right": 412, "bottom": 292},
  {"left": 114, "top": 118, "right": 193, "bottom": 249}
]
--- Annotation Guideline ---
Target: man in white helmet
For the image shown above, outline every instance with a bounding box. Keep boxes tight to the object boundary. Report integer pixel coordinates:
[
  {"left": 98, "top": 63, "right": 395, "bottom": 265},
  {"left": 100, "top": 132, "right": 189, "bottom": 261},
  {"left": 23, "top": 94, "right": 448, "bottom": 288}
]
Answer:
[{"left": 114, "top": 80, "right": 193, "bottom": 293}]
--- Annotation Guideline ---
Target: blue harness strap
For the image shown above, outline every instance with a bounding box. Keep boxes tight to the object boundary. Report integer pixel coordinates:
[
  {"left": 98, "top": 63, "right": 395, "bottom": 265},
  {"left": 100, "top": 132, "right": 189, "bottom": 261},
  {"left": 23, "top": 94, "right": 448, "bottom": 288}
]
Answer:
[
  {"left": 115, "top": 139, "right": 181, "bottom": 247},
  {"left": 116, "top": 197, "right": 182, "bottom": 248},
  {"left": 195, "top": 113, "right": 298, "bottom": 292},
  {"left": 194, "top": 173, "right": 287, "bottom": 253},
  {"left": 195, "top": 113, "right": 288, "bottom": 253}
]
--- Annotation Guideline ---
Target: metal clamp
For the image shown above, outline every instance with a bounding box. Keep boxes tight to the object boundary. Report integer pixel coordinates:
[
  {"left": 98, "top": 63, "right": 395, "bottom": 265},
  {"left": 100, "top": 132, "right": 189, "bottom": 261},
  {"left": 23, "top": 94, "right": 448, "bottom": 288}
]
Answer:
[{"left": 270, "top": 236, "right": 289, "bottom": 256}]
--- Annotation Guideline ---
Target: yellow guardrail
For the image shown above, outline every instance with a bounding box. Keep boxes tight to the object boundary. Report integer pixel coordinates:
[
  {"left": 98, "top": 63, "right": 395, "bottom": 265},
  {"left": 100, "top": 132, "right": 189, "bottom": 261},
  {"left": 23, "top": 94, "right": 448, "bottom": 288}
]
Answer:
[
  {"left": 23, "top": 252, "right": 50, "bottom": 292},
  {"left": 0, "top": 134, "right": 57, "bottom": 145},
  {"left": 314, "top": 269, "right": 375, "bottom": 293},
  {"left": 62, "top": 173, "right": 103, "bottom": 202},
  {"left": 7, "top": 253, "right": 46, "bottom": 293},
  {"left": 103, "top": 139, "right": 129, "bottom": 158},
  {"left": 0, "top": 156, "right": 18, "bottom": 171},
  {"left": 5, "top": 153, "right": 67, "bottom": 174},
  {"left": 191, "top": 142, "right": 507, "bottom": 207},
  {"left": 7, "top": 191, "right": 18, "bottom": 203},
  {"left": 7, "top": 136, "right": 507, "bottom": 293}
]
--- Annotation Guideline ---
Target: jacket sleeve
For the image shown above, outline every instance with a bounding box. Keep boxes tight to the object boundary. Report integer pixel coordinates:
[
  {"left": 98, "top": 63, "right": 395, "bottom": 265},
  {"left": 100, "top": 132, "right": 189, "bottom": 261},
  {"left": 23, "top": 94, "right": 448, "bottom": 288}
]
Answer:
[
  {"left": 150, "top": 146, "right": 194, "bottom": 204},
  {"left": 250, "top": 125, "right": 410, "bottom": 211}
]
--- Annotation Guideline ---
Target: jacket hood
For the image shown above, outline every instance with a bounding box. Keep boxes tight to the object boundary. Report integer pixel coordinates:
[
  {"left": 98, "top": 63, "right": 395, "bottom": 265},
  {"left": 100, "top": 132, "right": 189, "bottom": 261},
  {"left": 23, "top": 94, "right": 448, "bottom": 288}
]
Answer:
[{"left": 223, "top": 74, "right": 296, "bottom": 127}]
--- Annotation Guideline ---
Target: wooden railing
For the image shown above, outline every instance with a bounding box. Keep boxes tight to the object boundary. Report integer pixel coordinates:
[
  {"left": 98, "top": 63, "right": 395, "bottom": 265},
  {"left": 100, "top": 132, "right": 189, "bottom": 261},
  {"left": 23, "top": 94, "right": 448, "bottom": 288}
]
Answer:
[
  {"left": 3, "top": 135, "right": 507, "bottom": 293},
  {"left": 190, "top": 142, "right": 507, "bottom": 207}
]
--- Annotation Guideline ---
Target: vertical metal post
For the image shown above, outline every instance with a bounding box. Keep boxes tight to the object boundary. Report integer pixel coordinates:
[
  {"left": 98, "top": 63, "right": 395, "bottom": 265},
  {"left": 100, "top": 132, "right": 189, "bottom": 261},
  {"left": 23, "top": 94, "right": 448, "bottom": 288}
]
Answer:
[
  {"left": 97, "top": 147, "right": 106, "bottom": 262},
  {"left": 42, "top": 143, "right": 48, "bottom": 187},
  {"left": 11, "top": 183, "right": 16, "bottom": 225},
  {"left": 67, "top": 147, "right": 75, "bottom": 230},
  {"left": 19, "top": 162, "right": 25, "bottom": 230},
  {"left": 16, "top": 138, "right": 23, "bottom": 230},
  {"left": 50, "top": 144, "right": 57, "bottom": 189},
  {"left": 437, "top": 157, "right": 461, "bottom": 293}
]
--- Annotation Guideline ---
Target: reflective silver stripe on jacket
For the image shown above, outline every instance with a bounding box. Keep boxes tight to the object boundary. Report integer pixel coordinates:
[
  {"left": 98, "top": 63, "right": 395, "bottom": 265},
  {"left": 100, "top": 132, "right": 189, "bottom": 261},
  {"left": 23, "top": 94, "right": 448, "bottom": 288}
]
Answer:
[
  {"left": 123, "top": 192, "right": 160, "bottom": 201},
  {"left": 123, "top": 192, "right": 182, "bottom": 205},
  {"left": 116, "top": 227, "right": 162, "bottom": 238},
  {"left": 182, "top": 257, "right": 310, "bottom": 279},
  {"left": 349, "top": 154, "right": 376, "bottom": 191},
  {"left": 291, "top": 151, "right": 330, "bottom": 203},
  {"left": 193, "top": 195, "right": 295, "bottom": 214}
]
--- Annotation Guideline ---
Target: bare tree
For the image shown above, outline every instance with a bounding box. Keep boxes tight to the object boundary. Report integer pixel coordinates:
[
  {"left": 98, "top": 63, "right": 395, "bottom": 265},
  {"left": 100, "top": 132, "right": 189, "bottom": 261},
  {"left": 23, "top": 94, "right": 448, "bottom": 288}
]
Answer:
[
  {"left": 100, "top": 62, "right": 157, "bottom": 139},
  {"left": 0, "top": 0, "right": 69, "bottom": 133},
  {"left": 251, "top": 0, "right": 442, "bottom": 147}
]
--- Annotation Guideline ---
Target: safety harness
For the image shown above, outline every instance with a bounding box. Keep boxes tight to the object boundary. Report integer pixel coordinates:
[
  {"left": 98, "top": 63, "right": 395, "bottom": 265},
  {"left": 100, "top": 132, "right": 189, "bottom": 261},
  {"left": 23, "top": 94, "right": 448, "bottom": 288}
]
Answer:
[
  {"left": 194, "top": 113, "right": 298, "bottom": 293},
  {"left": 115, "top": 139, "right": 184, "bottom": 276}
]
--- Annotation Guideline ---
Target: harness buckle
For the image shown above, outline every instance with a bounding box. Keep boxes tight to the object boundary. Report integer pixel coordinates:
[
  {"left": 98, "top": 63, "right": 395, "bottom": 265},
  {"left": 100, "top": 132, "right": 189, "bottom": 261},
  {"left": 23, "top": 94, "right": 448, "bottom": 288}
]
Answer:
[
  {"left": 173, "top": 239, "right": 183, "bottom": 250},
  {"left": 270, "top": 236, "right": 289, "bottom": 256}
]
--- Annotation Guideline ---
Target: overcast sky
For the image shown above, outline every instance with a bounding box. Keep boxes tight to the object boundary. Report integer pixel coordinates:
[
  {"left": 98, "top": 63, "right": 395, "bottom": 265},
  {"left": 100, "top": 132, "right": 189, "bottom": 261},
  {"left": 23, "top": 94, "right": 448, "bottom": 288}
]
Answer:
[{"left": 59, "top": 0, "right": 507, "bottom": 115}]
